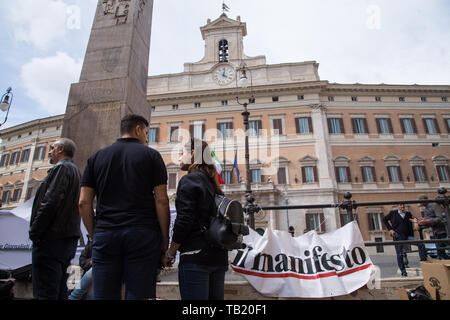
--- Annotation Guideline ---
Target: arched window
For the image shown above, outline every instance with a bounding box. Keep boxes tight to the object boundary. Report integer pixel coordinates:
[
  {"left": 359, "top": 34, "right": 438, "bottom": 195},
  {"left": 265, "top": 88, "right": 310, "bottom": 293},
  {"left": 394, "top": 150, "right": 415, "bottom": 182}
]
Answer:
[{"left": 218, "top": 39, "right": 229, "bottom": 62}]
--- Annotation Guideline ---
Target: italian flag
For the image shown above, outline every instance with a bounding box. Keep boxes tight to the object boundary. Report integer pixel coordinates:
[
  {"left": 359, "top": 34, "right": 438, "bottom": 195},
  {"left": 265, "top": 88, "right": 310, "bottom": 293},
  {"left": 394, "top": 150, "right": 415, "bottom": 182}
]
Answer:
[{"left": 211, "top": 150, "right": 225, "bottom": 185}]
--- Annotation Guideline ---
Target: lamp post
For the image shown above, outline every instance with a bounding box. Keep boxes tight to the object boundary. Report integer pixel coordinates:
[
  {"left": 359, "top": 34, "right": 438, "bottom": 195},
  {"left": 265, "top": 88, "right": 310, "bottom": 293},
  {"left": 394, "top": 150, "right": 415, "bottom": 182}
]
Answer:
[
  {"left": 0, "top": 87, "right": 13, "bottom": 127},
  {"left": 236, "top": 63, "right": 256, "bottom": 229}
]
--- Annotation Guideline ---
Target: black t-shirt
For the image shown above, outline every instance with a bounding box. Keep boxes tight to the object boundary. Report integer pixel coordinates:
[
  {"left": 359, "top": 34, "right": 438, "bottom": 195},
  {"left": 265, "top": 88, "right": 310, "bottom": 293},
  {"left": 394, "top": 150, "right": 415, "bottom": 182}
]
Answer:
[{"left": 81, "top": 138, "right": 167, "bottom": 229}]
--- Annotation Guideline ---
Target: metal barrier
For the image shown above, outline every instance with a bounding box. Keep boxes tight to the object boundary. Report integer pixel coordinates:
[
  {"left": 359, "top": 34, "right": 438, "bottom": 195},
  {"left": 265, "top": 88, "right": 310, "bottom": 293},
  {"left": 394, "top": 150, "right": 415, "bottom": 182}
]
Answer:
[{"left": 243, "top": 187, "right": 450, "bottom": 253}]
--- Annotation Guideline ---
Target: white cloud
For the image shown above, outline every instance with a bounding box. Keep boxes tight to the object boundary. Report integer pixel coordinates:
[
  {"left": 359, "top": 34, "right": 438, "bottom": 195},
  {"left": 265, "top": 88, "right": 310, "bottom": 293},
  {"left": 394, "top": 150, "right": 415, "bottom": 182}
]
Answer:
[
  {"left": 7, "top": 0, "right": 70, "bottom": 50},
  {"left": 20, "top": 52, "right": 82, "bottom": 114}
]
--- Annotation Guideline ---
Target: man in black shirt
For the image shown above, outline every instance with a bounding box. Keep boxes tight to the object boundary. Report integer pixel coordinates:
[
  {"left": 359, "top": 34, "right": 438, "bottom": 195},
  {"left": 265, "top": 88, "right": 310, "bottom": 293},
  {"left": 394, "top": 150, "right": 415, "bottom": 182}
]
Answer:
[
  {"left": 383, "top": 203, "right": 427, "bottom": 277},
  {"left": 79, "top": 114, "right": 170, "bottom": 300}
]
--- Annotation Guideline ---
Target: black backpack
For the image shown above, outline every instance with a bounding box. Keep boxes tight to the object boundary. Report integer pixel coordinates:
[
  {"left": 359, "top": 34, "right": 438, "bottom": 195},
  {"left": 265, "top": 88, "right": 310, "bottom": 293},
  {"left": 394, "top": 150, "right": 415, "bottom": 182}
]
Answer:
[{"left": 199, "top": 173, "right": 250, "bottom": 250}]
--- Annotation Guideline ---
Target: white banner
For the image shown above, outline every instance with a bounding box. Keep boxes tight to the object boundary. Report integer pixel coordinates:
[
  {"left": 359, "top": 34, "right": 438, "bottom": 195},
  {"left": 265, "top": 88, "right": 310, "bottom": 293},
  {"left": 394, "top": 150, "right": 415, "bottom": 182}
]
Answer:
[{"left": 230, "top": 221, "right": 373, "bottom": 298}]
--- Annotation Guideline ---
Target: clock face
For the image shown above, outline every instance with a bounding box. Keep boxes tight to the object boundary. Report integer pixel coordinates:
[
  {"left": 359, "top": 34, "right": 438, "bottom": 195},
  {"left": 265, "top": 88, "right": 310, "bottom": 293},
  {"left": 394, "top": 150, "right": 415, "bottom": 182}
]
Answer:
[{"left": 213, "top": 65, "right": 235, "bottom": 85}]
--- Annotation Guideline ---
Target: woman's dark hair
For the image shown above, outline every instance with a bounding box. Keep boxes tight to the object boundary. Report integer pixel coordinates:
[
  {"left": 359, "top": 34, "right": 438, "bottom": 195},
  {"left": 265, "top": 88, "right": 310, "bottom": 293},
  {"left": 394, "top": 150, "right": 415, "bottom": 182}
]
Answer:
[
  {"left": 185, "top": 138, "right": 222, "bottom": 194},
  {"left": 120, "top": 114, "right": 149, "bottom": 135}
]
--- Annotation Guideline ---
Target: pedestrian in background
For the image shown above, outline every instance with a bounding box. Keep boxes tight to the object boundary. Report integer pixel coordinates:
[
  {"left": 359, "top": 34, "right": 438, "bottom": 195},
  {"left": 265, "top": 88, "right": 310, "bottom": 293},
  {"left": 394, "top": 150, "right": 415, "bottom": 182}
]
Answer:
[
  {"left": 383, "top": 202, "right": 427, "bottom": 277},
  {"left": 29, "top": 138, "right": 81, "bottom": 300}
]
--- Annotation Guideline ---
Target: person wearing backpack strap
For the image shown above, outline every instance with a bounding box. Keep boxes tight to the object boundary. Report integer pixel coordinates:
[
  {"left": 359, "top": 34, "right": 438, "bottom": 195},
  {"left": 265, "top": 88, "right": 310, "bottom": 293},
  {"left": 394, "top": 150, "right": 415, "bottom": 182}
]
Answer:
[{"left": 163, "top": 138, "right": 228, "bottom": 300}]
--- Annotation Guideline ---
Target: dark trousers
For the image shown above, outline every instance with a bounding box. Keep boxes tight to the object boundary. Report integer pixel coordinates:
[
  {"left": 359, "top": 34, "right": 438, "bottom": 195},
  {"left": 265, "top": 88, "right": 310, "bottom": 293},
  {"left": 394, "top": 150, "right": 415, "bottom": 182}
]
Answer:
[
  {"left": 178, "top": 263, "right": 228, "bottom": 300},
  {"left": 434, "top": 233, "right": 450, "bottom": 260},
  {"left": 92, "top": 225, "right": 161, "bottom": 300},
  {"left": 31, "top": 237, "right": 78, "bottom": 300},
  {"left": 394, "top": 234, "right": 427, "bottom": 274}
]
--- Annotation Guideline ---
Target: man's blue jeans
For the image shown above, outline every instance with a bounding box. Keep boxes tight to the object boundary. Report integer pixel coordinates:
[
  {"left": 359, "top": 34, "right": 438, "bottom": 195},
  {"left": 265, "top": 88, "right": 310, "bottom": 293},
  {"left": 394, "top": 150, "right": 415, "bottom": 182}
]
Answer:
[
  {"left": 178, "top": 263, "right": 228, "bottom": 300},
  {"left": 394, "top": 235, "right": 427, "bottom": 274},
  {"left": 92, "top": 225, "right": 161, "bottom": 300}
]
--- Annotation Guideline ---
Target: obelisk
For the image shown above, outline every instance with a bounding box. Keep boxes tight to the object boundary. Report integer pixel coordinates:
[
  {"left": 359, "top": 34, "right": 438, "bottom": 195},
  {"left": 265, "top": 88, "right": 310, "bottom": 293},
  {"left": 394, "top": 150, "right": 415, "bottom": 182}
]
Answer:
[{"left": 62, "top": 0, "right": 154, "bottom": 170}]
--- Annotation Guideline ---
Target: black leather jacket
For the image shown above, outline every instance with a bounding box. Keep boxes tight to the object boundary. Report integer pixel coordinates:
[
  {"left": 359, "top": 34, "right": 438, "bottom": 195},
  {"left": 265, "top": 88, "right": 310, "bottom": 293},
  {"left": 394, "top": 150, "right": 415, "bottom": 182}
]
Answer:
[{"left": 29, "top": 159, "right": 81, "bottom": 242}]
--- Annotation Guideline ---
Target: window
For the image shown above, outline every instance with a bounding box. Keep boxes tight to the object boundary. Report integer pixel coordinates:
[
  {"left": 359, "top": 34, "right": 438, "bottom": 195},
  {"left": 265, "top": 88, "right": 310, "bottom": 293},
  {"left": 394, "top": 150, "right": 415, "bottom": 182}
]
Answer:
[
  {"left": 217, "top": 122, "right": 233, "bottom": 139},
  {"left": 328, "top": 96, "right": 334, "bottom": 102},
  {"left": 20, "top": 149, "right": 30, "bottom": 163},
  {"left": 336, "top": 167, "right": 351, "bottom": 183},
  {"left": 361, "top": 166, "right": 376, "bottom": 182},
  {"left": 446, "top": 118, "right": 450, "bottom": 133},
  {"left": 375, "top": 97, "right": 382, "bottom": 102},
  {"left": 169, "top": 126, "right": 180, "bottom": 142},
  {"left": 272, "top": 118, "right": 284, "bottom": 135},
  {"left": 306, "top": 213, "right": 325, "bottom": 232},
  {"left": 375, "top": 237, "right": 384, "bottom": 253},
  {"left": 302, "top": 166, "right": 317, "bottom": 183},
  {"left": 34, "top": 146, "right": 46, "bottom": 161},
  {"left": 12, "top": 189, "right": 22, "bottom": 202},
  {"left": 190, "top": 123, "right": 205, "bottom": 140},
  {"left": 251, "top": 169, "right": 261, "bottom": 183},
  {"left": 272, "top": 96, "right": 279, "bottom": 102},
  {"left": 26, "top": 187, "right": 34, "bottom": 201},
  {"left": 442, "top": 97, "right": 448, "bottom": 102},
  {"left": 368, "top": 212, "right": 383, "bottom": 231},
  {"left": 1, "top": 190, "right": 11, "bottom": 204},
  {"left": 377, "top": 118, "right": 392, "bottom": 134},
  {"left": 340, "top": 213, "right": 352, "bottom": 227},
  {"left": 151, "top": 106, "right": 156, "bottom": 112},
  {"left": 9, "top": 151, "right": 20, "bottom": 166},
  {"left": 148, "top": 128, "right": 159, "bottom": 144},
  {"left": 412, "top": 166, "right": 427, "bottom": 182},
  {"left": 172, "top": 104, "right": 179, "bottom": 110},
  {"left": 399, "top": 97, "right": 405, "bottom": 102},
  {"left": 218, "top": 39, "right": 229, "bottom": 62},
  {"left": 168, "top": 173, "right": 178, "bottom": 190},
  {"left": 423, "top": 118, "right": 440, "bottom": 134},
  {"left": 277, "top": 167, "right": 287, "bottom": 185},
  {"left": 387, "top": 166, "right": 402, "bottom": 183},
  {"left": 327, "top": 118, "right": 344, "bottom": 134},
  {"left": 194, "top": 102, "right": 201, "bottom": 109},
  {"left": 296, "top": 117, "right": 313, "bottom": 134},
  {"left": 421, "top": 97, "right": 427, "bottom": 102},
  {"left": 249, "top": 120, "right": 262, "bottom": 137},
  {"left": 436, "top": 165, "right": 450, "bottom": 182},
  {"left": 297, "top": 95, "right": 304, "bottom": 100},
  {"left": 221, "top": 100, "right": 228, "bottom": 106},
  {"left": 400, "top": 118, "right": 417, "bottom": 134},
  {"left": 351, "top": 96, "right": 358, "bottom": 102},
  {"left": 0, "top": 153, "right": 10, "bottom": 167},
  {"left": 352, "top": 118, "right": 368, "bottom": 134}
]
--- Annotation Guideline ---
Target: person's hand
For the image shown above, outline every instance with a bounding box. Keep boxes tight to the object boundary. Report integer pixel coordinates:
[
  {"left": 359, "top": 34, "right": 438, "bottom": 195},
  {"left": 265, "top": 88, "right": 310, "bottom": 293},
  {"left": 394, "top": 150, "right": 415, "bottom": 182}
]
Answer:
[
  {"left": 389, "top": 230, "right": 395, "bottom": 237},
  {"left": 418, "top": 218, "right": 430, "bottom": 226},
  {"left": 410, "top": 218, "right": 418, "bottom": 224},
  {"left": 161, "top": 252, "right": 174, "bottom": 268}
]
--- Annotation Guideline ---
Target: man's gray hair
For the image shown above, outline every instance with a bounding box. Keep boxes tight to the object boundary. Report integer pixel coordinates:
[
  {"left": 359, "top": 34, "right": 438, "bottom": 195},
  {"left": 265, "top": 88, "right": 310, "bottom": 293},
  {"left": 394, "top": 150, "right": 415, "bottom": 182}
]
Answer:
[{"left": 56, "top": 138, "right": 77, "bottom": 158}]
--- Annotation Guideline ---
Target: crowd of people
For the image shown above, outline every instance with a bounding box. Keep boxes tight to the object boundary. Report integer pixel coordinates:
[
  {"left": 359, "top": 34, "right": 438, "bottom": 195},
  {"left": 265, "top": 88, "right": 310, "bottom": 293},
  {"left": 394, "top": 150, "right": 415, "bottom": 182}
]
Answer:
[
  {"left": 27, "top": 114, "right": 449, "bottom": 300},
  {"left": 29, "top": 114, "right": 227, "bottom": 300}
]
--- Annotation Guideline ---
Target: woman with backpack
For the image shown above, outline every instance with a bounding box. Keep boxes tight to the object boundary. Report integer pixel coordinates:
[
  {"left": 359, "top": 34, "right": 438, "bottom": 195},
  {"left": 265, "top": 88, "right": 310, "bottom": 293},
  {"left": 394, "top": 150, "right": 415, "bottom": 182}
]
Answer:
[{"left": 162, "top": 138, "right": 228, "bottom": 300}]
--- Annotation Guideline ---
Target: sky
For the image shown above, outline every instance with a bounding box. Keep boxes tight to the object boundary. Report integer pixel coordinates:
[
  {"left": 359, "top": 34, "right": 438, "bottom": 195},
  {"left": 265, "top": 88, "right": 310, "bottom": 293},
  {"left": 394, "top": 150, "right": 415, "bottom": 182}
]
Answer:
[{"left": 0, "top": 0, "right": 449, "bottom": 130}]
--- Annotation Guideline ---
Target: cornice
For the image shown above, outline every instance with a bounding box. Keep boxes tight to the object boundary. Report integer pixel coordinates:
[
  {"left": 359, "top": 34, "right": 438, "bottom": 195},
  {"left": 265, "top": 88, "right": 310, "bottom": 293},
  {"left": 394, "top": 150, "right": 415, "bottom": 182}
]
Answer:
[
  {"left": 0, "top": 114, "right": 64, "bottom": 136},
  {"left": 325, "top": 83, "right": 450, "bottom": 94}
]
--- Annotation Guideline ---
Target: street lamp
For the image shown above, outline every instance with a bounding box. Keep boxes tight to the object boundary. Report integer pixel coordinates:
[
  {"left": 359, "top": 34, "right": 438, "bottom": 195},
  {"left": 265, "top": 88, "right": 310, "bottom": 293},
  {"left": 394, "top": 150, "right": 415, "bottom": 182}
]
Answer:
[
  {"left": 236, "top": 63, "right": 256, "bottom": 229},
  {"left": 0, "top": 87, "right": 13, "bottom": 127}
]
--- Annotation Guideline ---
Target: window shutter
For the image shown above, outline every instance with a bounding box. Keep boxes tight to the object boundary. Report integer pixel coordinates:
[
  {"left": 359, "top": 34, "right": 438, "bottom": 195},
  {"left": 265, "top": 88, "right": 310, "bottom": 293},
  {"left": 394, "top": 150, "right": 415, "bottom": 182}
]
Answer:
[
  {"left": 202, "top": 124, "right": 206, "bottom": 139},
  {"left": 351, "top": 119, "right": 357, "bottom": 134},
  {"left": 319, "top": 213, "right": 326, "bottom": 232},
  {"left": 307, "top": 117, "right": 314, "bottom": 133},
  {"left": 376, "top": 119, "right": 381, "bottom": 134},
  {"left": 371, "top": 167, "right": 377, "bottom": 182},
  {"left": 387, "top": 118, "right": 393, "bottom": 134},
  {"left": 398, "top": 167, "right": 403, "bottom": 182},
  {"left": 423, "top": 166, "right": 428, "bottom": 181},
  {"left": 189, "top": 125, "right": 194, "bottom": 138},
  {"left": 257, "top": 120, "right": 263, "bottom": 136},
  {"left": 433, "top": 119, "right": 441, "bottom": 134},
  {"left": 301, "top": 167, "right": 306, "bottom": 183},
  {"left": 363, "top": 118, "right": 369, "bottom": 134},
  {"left": 340, "top": 214, "right": 346, "bottom": 227},
  {"left": 155, "top": 128, "right": 160, "bottom": 143},
  {"left": 327, "top": 118, "right": 332, "bottom": 134},
  {"left": 387, "top": 166, "right": 393, "bottom": 182},
  {"left": 335, "top": 167, "right": 340, "bottom": 183},
  {"left": 368, "top": 213, "right": 375, "bottom": 231},
  {"left": 305, "top": 214, "right": 311, "bottom": 231},
  {"left": 446, "top": 119, "right": 450, "bottom": 133},
  {"left": 346, "top": 167, "right": 352, "bottom": 182},
  {"left": 277, "top": 167, "right": 287, "bottom": 184},
  {"left": 422, "top": 119, "right": 429, "bottom": 134},
  {"left": 295, "top": 118, "right": 300, "bottom": 134},
  {"left": 400, "top": 119, "right": 406, "bottom": 134},
  {"left": 412, "top": 166, "right": 419, "bottom": 182},
  {"left": 313, "top": 166, "right": 318, "bottom": 182},
  {"left": 361, "top": 167, "right": 366, "bottom": 182}
]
